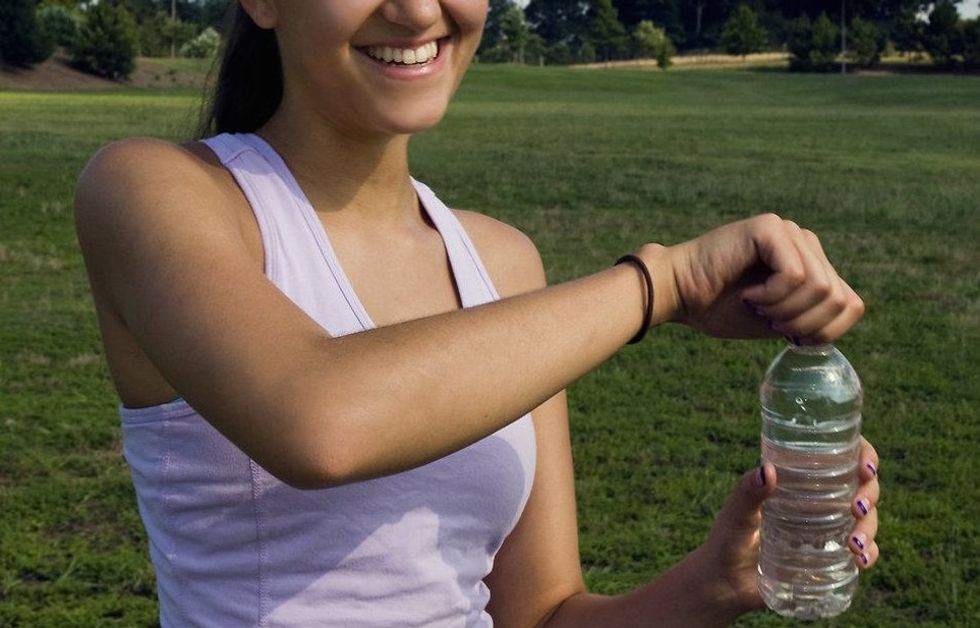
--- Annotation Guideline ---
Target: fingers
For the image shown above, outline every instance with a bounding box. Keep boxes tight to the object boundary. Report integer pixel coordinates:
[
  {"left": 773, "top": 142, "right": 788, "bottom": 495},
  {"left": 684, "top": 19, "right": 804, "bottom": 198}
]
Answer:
[
  {"left": 850, "top": 437, "right": 881, "bottom": 570},
  {"left": 850, "top": 505, "right": 879, "bottom": 569},
  {"left": 739, "top": 216, "right": 864, "bottom": 344}
]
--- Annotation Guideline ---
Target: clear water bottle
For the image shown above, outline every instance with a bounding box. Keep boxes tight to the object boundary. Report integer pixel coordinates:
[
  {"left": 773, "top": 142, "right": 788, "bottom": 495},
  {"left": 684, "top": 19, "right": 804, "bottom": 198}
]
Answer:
[{"left": 757, "top": 344, "right": 863, "bottom": 620}]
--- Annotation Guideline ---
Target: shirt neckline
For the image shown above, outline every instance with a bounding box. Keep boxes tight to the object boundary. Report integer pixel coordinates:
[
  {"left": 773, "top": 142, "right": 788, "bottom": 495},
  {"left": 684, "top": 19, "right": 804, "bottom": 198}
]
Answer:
[{"left": 239, "top": 132, "right": 463, "bottom": 331}]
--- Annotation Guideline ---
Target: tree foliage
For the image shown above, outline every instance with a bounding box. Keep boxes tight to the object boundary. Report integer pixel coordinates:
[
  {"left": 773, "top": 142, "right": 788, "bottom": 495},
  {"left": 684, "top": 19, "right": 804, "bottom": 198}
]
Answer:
[
  {"left": 848, "top": 16, "right": 881, "bottom": 67},
  {"left": 179, "top": 25, "right": 220, "bottom": 58},
  {"left": 719, "top": 4, "right": 768, "bottom": 58},
  {"left": 69, "top": 1, "right": 138, "bottom": 80},
  {"left": 632, "top": 19, "right": 676, "bottom": 67},
  {"left": 924, "top": 0, "right": 962, "bottom": 65},
  {"left": 589, "top": 0, "right": 630, "bottom": 60},
  {"left": 36, "top": 3, "right": 79, "bottom": 48},
  {"left": 0, "top": 0, "right": 53, "bottom": 67}
]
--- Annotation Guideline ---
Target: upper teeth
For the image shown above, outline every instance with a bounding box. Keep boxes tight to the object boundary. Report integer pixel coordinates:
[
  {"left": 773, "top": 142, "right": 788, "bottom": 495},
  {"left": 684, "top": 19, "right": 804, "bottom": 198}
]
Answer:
[{"left": 366, "top": 41, "right": 439, "bottom": 65}]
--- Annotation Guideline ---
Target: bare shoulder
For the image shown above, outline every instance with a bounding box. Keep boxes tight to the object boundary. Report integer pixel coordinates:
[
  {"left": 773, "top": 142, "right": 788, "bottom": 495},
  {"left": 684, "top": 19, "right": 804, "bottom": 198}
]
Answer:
[
  {"left": 453, "top": 209, "right": 546, "bottom": 298},
  {"left": 74, "top": 137, "right": 234, "bottom": 233},
  {"left": 74, "top": 138, "right": 245, "bottom": 265}
]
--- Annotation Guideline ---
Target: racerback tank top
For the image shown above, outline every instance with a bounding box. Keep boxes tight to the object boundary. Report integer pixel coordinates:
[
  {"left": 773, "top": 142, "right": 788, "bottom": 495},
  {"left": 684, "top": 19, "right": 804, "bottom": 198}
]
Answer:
[{"left": 119, "top": 133, "right": 537, "bottom": 627}]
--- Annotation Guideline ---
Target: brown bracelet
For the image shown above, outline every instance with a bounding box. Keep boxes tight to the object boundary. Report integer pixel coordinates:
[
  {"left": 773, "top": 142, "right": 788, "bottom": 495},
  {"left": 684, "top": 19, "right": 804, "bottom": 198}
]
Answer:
[{"left": 615, "top": 254, "right": 654, "bottom": 345}]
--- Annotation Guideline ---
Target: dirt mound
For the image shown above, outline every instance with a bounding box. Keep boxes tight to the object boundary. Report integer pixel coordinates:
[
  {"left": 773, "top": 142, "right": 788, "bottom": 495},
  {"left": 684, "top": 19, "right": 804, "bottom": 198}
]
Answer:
[{"left": 0, "top": 53, "right": 209, "bottom": 91}]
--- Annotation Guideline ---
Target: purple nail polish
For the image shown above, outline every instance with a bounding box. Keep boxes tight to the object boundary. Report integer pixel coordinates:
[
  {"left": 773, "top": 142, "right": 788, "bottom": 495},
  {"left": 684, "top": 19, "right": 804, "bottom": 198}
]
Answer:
[
  {"left": 860, "top": 553, "right": 869, "bottom": 565},
  {"left": 758, "top": 465, "right": 766, "bottom": 486},
  {"left": 852, "top": 536, "right": 864, "bottom": 550},
  {"left": 867, "top": 462, "right": 877, "bottom": 476},
  {"left": 857, "top": 499, "right": 869, "bottom": 516},
  {"left": 792, "top": 335, "right": 802, "bottom": 346}
]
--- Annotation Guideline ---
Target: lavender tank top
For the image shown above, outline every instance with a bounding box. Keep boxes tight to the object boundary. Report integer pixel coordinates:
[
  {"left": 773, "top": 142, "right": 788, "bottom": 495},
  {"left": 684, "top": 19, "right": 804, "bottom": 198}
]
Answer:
[{"left": 119, "top": 133, "right": 537, "bottom": 627}]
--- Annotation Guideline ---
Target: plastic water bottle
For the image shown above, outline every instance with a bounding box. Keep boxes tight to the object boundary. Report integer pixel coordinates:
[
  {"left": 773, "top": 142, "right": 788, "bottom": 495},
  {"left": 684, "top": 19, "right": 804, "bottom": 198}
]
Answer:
[{"left": 757, "top": 344, "right": 863, "bottom": 620}]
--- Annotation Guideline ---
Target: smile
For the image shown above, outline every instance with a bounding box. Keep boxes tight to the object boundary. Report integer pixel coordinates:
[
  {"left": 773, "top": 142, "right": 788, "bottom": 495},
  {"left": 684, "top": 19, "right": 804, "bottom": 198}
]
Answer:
[{"left": 363, "top": 40, "right": 440, "bottom": 66}]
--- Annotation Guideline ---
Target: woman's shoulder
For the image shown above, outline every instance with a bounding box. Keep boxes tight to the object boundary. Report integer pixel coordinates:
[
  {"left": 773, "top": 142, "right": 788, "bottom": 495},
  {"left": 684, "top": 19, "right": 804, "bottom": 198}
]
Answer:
[
  {"left": 74, "top": 137, "right": 240, "bottom": 235},
  {"left": 76, "top": 137, "right": 228, "bottom": 204},
  {"left": 453, "top": 209, "right": 547, "bottom": 297}
]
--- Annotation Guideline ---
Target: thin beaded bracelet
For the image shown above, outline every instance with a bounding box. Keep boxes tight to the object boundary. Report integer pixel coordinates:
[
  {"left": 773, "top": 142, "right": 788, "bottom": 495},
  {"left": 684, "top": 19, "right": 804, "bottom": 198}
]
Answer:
[{"left": 614, "top": 254, "right": 654, "bottom": 344}]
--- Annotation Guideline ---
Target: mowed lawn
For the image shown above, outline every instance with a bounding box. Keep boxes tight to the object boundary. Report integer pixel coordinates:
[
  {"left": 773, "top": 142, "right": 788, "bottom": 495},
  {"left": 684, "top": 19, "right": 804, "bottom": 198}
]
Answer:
[{"left": 1, "top": 66, "right": 977, "bottom": 626}]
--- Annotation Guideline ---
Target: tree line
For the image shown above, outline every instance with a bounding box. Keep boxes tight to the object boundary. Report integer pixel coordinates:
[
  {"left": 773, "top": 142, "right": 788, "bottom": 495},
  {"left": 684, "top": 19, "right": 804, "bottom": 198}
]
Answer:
[
  {"left": 483, "top": 0, "right": 980, "bottom": 70},
  {"left": 2, "top": 0, "right": 978, "bottom": 79}
]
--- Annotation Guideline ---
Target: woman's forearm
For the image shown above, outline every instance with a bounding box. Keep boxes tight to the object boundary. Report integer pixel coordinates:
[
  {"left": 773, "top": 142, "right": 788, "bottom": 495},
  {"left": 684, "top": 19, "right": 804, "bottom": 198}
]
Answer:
[
  {"left": 285, "top": 256, "right": 677, "bottom": 487},
  {"left": 541, "top": 546, "right": 745, "bottom": 628}
]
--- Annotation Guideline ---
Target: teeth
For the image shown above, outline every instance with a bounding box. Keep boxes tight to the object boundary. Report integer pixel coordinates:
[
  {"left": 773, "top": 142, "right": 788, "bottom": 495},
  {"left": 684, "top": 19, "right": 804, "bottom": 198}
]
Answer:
[{"left": 366, "top": 41, "right": 439, "bottom": 65}]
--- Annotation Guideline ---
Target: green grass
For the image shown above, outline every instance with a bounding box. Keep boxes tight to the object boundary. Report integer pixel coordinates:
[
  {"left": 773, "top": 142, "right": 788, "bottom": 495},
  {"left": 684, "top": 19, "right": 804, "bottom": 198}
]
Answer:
[{"left": 2, "top": 66, "right": 978, "bottom": 626}]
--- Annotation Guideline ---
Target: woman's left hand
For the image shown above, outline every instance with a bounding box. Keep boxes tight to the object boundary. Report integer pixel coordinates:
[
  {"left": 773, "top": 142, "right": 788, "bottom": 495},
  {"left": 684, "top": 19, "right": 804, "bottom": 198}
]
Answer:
[{"left": 695, "top": 437, "right": 881, "bottom": 616}]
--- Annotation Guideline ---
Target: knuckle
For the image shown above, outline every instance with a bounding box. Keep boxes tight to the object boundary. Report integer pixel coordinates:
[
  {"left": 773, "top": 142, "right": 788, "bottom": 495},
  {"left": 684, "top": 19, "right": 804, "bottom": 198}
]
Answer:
[{"left": 783, "top": 267, "right": 806, "bottom": 287}]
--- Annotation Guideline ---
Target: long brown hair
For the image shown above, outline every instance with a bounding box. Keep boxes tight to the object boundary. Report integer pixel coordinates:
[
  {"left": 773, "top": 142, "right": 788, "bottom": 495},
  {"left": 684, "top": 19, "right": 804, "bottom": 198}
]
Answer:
[{"left": 198, "top": 4, "right": 283, "bottom": 138}]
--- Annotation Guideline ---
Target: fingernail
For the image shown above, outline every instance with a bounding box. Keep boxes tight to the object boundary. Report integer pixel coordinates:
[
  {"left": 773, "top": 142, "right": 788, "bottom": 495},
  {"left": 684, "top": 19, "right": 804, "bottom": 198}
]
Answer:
[
  {"left": 757, "top": 465, "right": 766, "bottom": 487},
  {"left": 856, "top": 499, "right": 869, "bottom": 516},
  {"left": 860, "top": 553, "right": 869, "bottom": 565},
  {"left": 792, "top": 335, "right": 802, "bottom": 346},
  {"left": 852, "top": 535, "right": 865, "bottom": 550},
  {"left": 866, "top": 462, "right": 877, "bottom": 476}
]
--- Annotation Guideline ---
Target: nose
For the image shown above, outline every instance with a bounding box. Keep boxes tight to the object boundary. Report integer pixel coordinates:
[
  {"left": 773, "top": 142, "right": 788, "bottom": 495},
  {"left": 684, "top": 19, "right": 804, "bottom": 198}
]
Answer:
[{"left": 379, "top": 0, "right": 442, "bottom": 31}]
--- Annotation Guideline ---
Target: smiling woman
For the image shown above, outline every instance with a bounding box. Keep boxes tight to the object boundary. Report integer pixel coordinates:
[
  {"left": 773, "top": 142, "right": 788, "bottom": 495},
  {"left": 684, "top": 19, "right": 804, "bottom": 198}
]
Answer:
[{"left": 73, "top": 1, "right": 879, "bottom": 627}]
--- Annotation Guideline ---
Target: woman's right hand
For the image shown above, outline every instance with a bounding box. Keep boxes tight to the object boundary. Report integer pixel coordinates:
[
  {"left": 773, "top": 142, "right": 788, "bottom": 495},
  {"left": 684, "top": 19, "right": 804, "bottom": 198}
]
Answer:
[{"left": 642, "top": 214, "right": 864, "bottom": 343}]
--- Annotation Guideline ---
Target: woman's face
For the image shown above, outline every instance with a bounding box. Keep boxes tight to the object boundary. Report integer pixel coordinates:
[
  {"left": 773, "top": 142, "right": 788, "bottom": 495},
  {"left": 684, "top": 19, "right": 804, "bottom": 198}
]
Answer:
[{"left": 251, "top": 0, "right": 488, "bottom": 137}]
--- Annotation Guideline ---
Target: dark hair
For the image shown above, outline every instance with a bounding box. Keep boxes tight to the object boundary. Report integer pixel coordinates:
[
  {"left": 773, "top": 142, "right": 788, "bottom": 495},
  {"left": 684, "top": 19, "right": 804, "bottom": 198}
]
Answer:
[{"left": 198, "top": 5, "right": 283, "bottom": 138}]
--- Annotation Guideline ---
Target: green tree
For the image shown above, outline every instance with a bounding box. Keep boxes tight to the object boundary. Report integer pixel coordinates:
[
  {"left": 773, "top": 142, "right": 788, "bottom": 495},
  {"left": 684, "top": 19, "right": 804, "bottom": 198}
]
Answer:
[
  {"left": 924, "top": 0, "right": 962, "bottom": 65},
  {"left": 69, "top": 1, "right": 138, "bottom": 79},
  {"left": 179, "top": 26, "right": 220, "bottom": 58},
  {"left": 963, "top": 19, "right": 980, "bottom": 68},
  {"left": 719, "top": 4, "right": 768, "bottom": 58},
  {"left": 848, "top": 16, "right": 880, "bottom": 67},
  {"left": 500, "top": 3, "right": 531, "bottom": 62},
  {"left": 545, "top": 40, "right": 574, "bottom": 64},
  {"left": 525, "top": 0, "right": 590, "bottom": 46},
  {"left": 892, "top": 4, "right": 925, "bottom": 57},
  {"left": 579, "top": 39, "right": 597, "bottom": 63},
  {"left": 632, "top": 19, "right": 676, "bottom": 68},
  {"left": 0, "top": 0, "right": 53, "bottom": 66},
  {"left": 787, "top": 14, "right": 814, "bottom": 71},
  {"left": 589, "top": 0, "right": 630, "bottom": 60},
  {"left": 809, "top": 12, "right": 840, "bottom": 72},
  {"left": 36, "top": 2, "right": 78, "bottom": 48},
  {"left": 478, "top": 0, "right": 514, "bottom": 56}
]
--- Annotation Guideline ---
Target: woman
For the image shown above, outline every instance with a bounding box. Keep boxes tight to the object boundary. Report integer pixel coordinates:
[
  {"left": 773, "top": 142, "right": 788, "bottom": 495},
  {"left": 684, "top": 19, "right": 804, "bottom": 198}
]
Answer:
[{"left": 74, "top": 1, "right": 879, "bottom": 626}]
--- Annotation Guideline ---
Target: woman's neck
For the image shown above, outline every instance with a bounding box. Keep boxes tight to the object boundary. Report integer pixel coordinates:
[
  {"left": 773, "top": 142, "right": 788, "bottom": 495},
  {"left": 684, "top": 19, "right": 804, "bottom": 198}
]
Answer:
[{"left": 256, "top": 104, "right": 420, "bottom": 230}]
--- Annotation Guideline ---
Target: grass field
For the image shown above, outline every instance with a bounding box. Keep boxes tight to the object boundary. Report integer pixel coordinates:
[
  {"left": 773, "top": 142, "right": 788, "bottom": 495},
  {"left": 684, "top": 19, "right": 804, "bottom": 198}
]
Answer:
[{"left": 1, "top": 65, "right": 978, "bottom": 626}]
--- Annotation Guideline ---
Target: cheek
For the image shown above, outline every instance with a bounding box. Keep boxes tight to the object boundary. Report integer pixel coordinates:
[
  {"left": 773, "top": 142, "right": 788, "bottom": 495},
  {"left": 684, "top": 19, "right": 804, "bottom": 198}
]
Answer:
[{"left": 447, "top": 0, "right": 488, "bottom": 39}]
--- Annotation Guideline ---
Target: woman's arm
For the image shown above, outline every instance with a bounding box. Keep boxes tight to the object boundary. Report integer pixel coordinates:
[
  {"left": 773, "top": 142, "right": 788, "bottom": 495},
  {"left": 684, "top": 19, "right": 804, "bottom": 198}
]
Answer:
[{"left": 75, "top": 139, "right": 862, "bottom": 490}]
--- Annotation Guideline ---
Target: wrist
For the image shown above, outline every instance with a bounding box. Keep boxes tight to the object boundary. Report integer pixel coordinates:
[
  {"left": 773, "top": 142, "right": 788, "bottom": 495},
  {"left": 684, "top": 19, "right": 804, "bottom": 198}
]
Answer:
[
  {"left": 635, "top": 243, "right": 683, "bottom": 327},
  {"left": 683, "top": 545, "right": 755, "bottom": 624}
]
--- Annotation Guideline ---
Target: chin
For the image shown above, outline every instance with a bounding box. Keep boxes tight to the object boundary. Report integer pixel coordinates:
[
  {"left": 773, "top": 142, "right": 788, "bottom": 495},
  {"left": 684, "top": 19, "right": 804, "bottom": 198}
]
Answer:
[{"left": 370, "top": 103, "right": 450, "bottom": 136}]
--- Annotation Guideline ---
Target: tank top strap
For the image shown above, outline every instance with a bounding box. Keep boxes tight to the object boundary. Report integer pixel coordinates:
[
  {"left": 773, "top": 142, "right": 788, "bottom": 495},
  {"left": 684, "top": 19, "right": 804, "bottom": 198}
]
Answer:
[
  {"left": 411, "top": 179, "right": 500, "bottom": 309},
  {"left": 200, "top": 133, "right": 368, "bottom": 336}
]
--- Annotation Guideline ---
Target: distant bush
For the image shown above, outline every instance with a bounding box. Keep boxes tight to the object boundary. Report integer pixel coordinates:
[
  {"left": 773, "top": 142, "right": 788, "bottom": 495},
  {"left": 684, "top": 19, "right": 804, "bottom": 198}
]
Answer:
[
  {"left": 545, "top": 41, "right": 573, "bottom": 65},
  {"left": 848, "top": 17, "right": 881, "bottom": 67},
  {"left": 579, "top": 40, "right": 596, "bottom": 64},
  {"left": 788, "top": 12, "right": 840, "bottom": 72},
  {"left": 963, "top": 19, "right": 980, "bottom": 68},
  {"left": 36, "top": 3, "right": 78, "bottom": 48},
  {"left": 0, "top": 0, "right": 53, "bottom": 67},
  {"left": 138, "top": 11, "right": 196, "bottom": 57},
  {"left": 69, "top": 2, "right": 138, "bottom": 80},
  {"left": 633, "top": 20, "right": 675, "bottom": 69},
  {"left": 180, "top": 27, "right": 220, "bottom": 58},
  {"left": 719, "top": 5, "right": 768, "bottom": 58}
]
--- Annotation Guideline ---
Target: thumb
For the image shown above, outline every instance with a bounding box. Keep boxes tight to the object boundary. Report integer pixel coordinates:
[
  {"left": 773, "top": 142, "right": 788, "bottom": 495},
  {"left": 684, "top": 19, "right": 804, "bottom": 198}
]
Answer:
[{"left": 715, "top": 464, "right": 777, "bottom": 535}]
